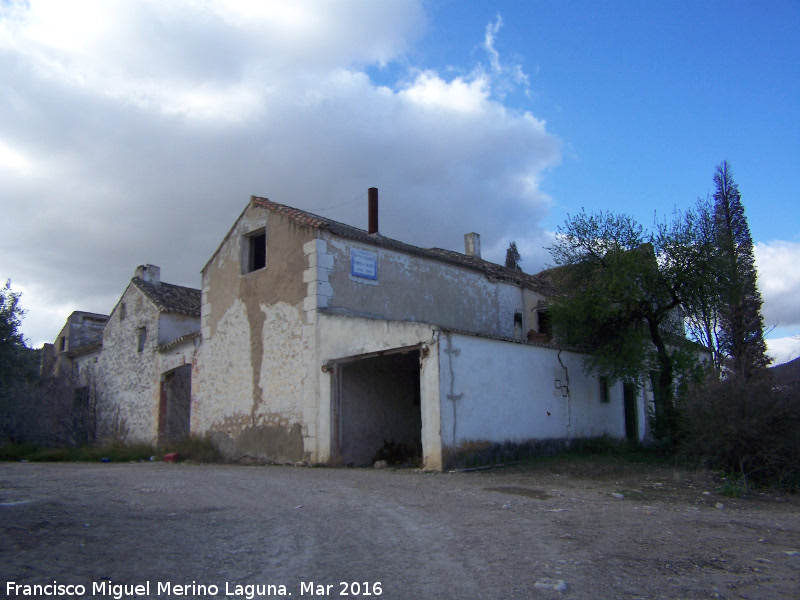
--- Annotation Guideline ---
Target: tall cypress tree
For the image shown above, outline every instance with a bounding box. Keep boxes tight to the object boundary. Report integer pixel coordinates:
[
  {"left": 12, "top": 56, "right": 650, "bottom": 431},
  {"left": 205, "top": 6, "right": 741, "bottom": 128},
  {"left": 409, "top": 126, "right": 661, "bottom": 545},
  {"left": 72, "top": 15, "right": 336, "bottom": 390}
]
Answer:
[
  {"left": 713, "top": 161, "right": 770, "bottom": 379},
  {"left": 505, "top": 241, "right": 522, "bottom": 271}
]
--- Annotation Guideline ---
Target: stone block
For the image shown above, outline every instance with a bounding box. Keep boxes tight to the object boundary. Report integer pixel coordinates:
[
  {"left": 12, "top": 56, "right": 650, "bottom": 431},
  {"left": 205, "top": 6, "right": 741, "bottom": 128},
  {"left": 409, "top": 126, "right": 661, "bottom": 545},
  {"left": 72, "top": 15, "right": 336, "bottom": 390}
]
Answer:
[{"left": 303, "top": 238, "right": 326, "bottom": 256}]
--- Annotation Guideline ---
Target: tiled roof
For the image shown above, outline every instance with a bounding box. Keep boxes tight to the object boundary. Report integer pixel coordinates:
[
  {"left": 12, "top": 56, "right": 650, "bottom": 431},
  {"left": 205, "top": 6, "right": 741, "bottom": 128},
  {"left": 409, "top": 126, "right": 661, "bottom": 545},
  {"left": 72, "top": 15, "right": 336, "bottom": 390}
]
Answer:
[
  {"left": 66, "top": 340, "right": 102, "bottom": 358},
  {"left": 251, "top": 196, "right": 553, "bottom": 294},
  {"left": 132, "top": 278, "right": 201, "bottom": 317},
  {"left": 158, "top": 331, "right": 201, "bottom": 353},
  {"left": 527, "top": 264, "right": 570, "bottom": 298}
]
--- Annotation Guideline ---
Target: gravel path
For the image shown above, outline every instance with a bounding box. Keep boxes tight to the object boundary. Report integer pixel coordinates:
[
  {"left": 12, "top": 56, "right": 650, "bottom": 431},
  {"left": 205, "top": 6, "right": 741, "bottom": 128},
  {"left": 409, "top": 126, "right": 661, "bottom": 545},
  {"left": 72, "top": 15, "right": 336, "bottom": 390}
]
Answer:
[{"left": 1, "top": 461, "right": 798, "bottom": 599}]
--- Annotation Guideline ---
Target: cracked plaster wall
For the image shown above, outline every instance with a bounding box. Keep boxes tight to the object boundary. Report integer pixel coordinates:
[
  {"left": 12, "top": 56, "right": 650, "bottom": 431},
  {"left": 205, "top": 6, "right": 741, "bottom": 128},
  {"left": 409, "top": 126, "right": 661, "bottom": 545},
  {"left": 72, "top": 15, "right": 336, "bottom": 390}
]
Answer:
[
  {"left": 439, "top": 332, "right": 644, "bottom": 455},
  {"left": 324, "top": 235, "right": 544, "bottom": 340},
  {"left": 193, "top": 204, "right": 314, "bottom": 462}
]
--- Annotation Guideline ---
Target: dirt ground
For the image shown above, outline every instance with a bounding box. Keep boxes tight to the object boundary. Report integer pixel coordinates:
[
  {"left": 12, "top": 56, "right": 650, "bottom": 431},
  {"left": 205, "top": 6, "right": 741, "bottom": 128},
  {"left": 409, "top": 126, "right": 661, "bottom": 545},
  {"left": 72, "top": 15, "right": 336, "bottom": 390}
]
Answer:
[{"left": 1, "top": 458, "right": 798, "bottom": 600}]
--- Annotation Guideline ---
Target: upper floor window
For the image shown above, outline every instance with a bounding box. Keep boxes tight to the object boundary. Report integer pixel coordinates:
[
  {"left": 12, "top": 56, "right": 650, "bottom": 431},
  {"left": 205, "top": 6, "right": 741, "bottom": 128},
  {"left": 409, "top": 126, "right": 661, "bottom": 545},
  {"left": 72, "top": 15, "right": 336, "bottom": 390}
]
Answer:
[
  {"left": 137, "top": 327, "right": 147, "bottom": 353},
  {"left": 243, "top": 229, "right": 266, "bottom": 273}
]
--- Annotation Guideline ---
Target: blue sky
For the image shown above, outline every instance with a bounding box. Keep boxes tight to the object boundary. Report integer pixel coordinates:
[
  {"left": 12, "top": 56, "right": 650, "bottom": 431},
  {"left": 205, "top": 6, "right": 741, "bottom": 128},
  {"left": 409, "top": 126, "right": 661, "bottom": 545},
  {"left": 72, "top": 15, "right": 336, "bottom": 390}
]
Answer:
[
  {"left": 418, "top": 1, "right": 799, "bottom": 238},
  {"left": 1, "top": 0, "right": 798, "bottom": 363}
]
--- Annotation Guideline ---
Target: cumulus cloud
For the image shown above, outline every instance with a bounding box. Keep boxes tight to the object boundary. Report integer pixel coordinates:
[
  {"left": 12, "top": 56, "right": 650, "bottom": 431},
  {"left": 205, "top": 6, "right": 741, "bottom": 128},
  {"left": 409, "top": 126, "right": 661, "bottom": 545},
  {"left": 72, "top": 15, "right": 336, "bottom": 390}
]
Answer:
[
  {"left": 756, "top": 240, "right": 800, "bottom": 365},
  {"left": 0, "top": 0, "right": 561, "bottom": 346},
  {"left": 766, "top": 336, "right": 800, "bottom": 367},
  {"left": 755, "top": 241, "right": 800, "bottom": 331}
]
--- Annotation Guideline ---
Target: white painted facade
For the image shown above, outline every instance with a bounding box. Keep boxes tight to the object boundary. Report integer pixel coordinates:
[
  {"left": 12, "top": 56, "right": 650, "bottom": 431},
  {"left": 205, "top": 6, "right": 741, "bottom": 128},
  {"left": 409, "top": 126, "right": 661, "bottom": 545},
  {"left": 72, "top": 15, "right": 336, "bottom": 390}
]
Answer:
[
  {"left": 437, "top": 332, "right": 648, "bottom": 462},
  {"left": 313, "top": 312, "right": 442, "bottom": 468},
  {"left": 56, "top": 196, "right": 650, "bottom": 466},
  {"left": 190, "top": 196, "right": 651, "bottom": 470}
]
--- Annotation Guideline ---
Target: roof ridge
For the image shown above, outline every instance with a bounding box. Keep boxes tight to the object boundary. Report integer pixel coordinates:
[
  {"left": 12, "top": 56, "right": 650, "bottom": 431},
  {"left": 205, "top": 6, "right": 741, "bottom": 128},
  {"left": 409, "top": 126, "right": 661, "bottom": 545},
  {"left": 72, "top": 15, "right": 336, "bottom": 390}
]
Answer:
[{"left": 251, "top": 196, "right": 551, "bottom": 294}]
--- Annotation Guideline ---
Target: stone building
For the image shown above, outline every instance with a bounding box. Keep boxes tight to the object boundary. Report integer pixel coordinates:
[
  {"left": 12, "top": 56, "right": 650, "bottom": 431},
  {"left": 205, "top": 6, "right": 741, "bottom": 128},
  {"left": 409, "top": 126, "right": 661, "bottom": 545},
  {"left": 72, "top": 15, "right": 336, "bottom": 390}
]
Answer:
[
  {"left": 41, "top": 311, "right": 108, "bottom": 377},
  {"left": 98, "top": 265, "right": 201, "bottom": 444},
  {"left": 192, "top": 190, "right": 649, "bottom": 469}
]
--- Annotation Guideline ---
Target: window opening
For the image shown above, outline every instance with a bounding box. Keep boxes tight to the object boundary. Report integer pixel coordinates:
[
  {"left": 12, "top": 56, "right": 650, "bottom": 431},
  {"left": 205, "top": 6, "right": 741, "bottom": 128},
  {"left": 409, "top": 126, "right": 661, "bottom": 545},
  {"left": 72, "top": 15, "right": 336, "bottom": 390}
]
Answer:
[
  {"left": 623, "top": 383, "right": 638, "bottom": 443},
  {"left": 137, "top": 327, "right": 147, "bottom": 353},
  {"left": 538, "top": 310, "right": 552, "bottom": 340},
  {"left": 246, "top": 230, "right": 266, "bottom": 273},
  {"left": 599, "top": 376, "right": 610, "bottom": 403},
  {"left": 513, "top": 311, "right": 523, "bottom": 340}
]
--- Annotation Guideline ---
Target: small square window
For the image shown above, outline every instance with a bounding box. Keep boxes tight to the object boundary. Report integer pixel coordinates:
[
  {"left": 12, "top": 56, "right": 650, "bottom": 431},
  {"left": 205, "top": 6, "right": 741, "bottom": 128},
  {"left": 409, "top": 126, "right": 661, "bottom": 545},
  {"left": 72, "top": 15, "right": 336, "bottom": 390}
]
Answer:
[{"left": 244, "top": 230, "right": 266, "bottom": 273}]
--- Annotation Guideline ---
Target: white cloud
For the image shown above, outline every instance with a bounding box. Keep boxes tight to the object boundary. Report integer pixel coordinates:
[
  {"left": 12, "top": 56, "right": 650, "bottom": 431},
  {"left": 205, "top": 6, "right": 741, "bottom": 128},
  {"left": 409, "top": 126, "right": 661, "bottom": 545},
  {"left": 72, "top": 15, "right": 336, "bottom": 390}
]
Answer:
[
  {"left": 0, "top": 139, "right": 34, "bottom": 174},
  {"left": 756, "top": 241, "right": 800, "bottom": 330},
  {"left": 482, "top": 14, "right": 529, "bottom": 97},
  {"left": 484, "top": 14, "right": 504, "bottom": 73},
  {"left": 0, "top": 2, "right": 560, "bottom": 347},
  {"left": 485, "top": 230, "right": 557, "bottom": 274},
  {"left": 0, "top": 0, "right": 426, "bottom": 121},
  {"left": 766, "top": 336, "right": 800, "bottom": 367},
  {"left": 400, "top": 70, "right": 490, "bottom": 113}
]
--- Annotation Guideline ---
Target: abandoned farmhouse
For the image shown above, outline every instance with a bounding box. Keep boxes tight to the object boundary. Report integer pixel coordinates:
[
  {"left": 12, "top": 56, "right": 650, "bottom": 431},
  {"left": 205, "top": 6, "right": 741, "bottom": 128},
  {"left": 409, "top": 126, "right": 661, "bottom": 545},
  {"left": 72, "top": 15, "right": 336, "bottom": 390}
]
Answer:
[{"left": 45, "top": 190, "right": 651, "bottom": 470}]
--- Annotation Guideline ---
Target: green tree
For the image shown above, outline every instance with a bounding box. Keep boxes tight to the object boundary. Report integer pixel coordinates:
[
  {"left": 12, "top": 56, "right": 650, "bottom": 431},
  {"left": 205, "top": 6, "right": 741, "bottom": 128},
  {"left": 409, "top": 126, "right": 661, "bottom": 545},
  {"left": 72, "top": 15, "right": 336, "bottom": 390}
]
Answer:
[
  {"left": 546, "top": 209, "right": 712, "bottom": 440},
  {"left": 0, "top": 280, "right": 30, "bottom": 388},
  {"left": 505, "top": 241, "right": 522, "bottom": 270},
  {"left": 682, "top": 198, "right": 724, "bottom": 372},
  {"left": 712, "top": 161, "right": 770, "bottom": 379},
  {"left": 0, "top": 280, "right": 41, "bottom": 443}
]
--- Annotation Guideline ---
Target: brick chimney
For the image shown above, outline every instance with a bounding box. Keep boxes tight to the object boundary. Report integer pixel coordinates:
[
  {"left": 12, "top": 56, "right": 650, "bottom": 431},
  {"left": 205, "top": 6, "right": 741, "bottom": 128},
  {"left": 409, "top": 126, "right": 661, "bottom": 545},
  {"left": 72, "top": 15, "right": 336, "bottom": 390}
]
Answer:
[
  {"left": 135, "top": 264, "right": 161, "bottom": 285},
  {"left": 464, "top": 233, "right": 481, "bottom": 258}
]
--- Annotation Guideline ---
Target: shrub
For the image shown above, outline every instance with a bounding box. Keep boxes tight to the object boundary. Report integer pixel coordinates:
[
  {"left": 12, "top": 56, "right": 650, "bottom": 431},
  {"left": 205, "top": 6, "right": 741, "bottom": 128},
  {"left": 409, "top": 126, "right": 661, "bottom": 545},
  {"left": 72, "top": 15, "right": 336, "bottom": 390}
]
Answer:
[{"left": 678, "top": 375, "right": 800, "bottom": 490}]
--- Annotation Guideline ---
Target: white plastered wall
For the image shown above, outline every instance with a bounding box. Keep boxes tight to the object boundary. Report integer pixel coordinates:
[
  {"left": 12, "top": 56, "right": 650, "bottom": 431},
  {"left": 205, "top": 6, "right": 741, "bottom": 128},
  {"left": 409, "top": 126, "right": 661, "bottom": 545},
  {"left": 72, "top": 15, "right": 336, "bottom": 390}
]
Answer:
[
  {"left": 323, "top": 235, "right": 539, "bottom": 339},
  {"left": 158, "top": 313, "right": 200, "bottom": 345},
  {"left": 438, "top": 331, "right": 645, "bottom": 456},
  {"left": 312, "top": 312, "right": 443, "bottom": 469}
]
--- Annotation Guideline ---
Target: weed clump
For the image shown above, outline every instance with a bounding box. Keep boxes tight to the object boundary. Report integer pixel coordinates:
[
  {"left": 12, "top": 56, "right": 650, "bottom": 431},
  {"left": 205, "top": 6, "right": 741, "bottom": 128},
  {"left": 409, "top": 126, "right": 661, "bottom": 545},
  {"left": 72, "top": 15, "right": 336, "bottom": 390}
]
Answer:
[{"left": 0, "top": 435, "right": 224, "bottom": 464}]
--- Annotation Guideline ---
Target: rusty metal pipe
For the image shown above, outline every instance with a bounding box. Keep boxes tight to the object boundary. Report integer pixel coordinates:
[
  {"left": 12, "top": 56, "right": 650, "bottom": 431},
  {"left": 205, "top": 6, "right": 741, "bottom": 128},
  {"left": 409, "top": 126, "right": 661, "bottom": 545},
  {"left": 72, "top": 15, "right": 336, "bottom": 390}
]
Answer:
[{"left": 368, "top": 187, "right": 378, "bottom": 235}]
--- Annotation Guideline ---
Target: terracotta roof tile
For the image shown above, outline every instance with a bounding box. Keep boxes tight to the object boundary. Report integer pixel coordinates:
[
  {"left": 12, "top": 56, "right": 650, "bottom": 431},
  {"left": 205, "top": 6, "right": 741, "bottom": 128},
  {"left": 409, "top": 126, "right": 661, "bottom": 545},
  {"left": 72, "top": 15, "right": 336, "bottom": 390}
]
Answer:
[{"left": 251, "top": 196, "right": 552, "bottom": 294}]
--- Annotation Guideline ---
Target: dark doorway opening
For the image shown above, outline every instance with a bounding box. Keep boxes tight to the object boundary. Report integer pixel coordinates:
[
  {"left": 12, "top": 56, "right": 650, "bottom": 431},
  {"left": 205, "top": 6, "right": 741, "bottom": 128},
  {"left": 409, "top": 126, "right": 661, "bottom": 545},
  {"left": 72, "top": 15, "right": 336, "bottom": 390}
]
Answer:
[
  {"left": 335, "top": 349, "right": 422, "bottom": 466},
  {"left": 623, "top": 383, "right": 638, "bottom": 443},
  {"left": 159, "top": 365, "right": 192, "bottom": 444}
]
